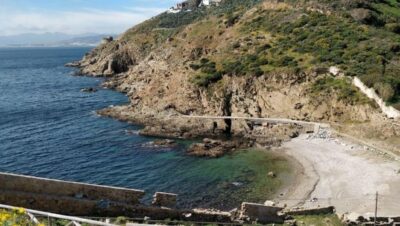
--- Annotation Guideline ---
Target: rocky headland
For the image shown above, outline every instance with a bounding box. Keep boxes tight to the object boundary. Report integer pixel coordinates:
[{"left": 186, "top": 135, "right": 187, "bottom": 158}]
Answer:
[
  {"left": 70, "top": 0, "right": 400, "bottom": 155},
  {"left": 66, "top": 0, "right": 400, "bottom": 219}
]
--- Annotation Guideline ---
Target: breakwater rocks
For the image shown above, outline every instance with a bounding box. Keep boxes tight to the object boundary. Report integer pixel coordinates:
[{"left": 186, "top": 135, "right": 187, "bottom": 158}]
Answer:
[{"left": 187, "top": 138, "right": 252, "bottom": 158}]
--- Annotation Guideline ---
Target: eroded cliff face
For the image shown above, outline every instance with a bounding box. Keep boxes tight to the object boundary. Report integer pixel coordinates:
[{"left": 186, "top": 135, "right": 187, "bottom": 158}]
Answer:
[{"left": 75, "top": 0, "right": 399, "bottom": 151}]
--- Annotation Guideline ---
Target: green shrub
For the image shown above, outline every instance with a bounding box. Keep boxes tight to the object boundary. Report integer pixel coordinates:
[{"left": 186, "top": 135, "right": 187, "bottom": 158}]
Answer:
[
  {"left": 374, "top": 82, "right": 396, "bottom": 102},
  {"left": 191, "top": 72, "right": 222, "bottom": 87},
  {"left": 385, "top": 23, "right": 400, "bottom": 34},
  {"left": 240, "top": 8, "right": 400, "bottom": 105},
  {"left": 190, "top": 59, "right": 223, "bottom": 87},
  {"left": 272, "top": 56, "right": 298, "bottom": 67},
  {"left": 221, "top": 60, "right": 245, "bottom": 76}
]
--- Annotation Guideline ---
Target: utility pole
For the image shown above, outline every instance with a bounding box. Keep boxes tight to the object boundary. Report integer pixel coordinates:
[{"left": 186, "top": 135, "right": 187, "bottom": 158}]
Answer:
[{"left": 374, "top": 191, "right": 378, "bottom": 226}]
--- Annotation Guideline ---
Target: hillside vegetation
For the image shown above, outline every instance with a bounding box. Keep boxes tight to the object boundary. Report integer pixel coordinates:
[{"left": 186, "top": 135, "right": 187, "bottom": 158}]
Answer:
[
  {"left": 81, "top": 0, "right": 400, "bottom": 108},
  {"left": 78, "top": 0, "right": 400, "bottom": 152},
  {"left": 183, "top": 0, "right": 400, "bottom": 107},
  {"left": 113, "top": 0, "right": 400, "bottom": 108}
]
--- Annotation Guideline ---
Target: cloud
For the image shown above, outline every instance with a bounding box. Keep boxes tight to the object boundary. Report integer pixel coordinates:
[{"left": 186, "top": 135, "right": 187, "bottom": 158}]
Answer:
[{"left": 0, "top": 7, "right": 166, "bottom": 36}]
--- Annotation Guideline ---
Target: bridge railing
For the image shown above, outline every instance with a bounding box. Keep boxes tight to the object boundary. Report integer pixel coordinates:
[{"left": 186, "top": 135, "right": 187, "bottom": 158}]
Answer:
[{"left": 0, "top": 204, "right": 116, "bottom": 226}]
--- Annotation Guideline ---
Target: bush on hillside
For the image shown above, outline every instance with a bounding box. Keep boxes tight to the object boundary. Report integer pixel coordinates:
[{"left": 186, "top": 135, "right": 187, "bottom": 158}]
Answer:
[
  {"left": 385, "top": 23, "right": 400, "bottom": 33},
  {"left": 374, "top": 82, "right": 395, "bottom": 102},
  {"left": 190, "top": 58, "right": 223, "bottom": 87}
]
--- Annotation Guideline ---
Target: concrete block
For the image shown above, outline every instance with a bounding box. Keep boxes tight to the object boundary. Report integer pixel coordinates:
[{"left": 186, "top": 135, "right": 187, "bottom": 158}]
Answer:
[
  {"left": 152, "top": 192, "right": 177, "bottom": 208},
  {"left": 239, "top": 202, "right": 284, "bottom": 224}
]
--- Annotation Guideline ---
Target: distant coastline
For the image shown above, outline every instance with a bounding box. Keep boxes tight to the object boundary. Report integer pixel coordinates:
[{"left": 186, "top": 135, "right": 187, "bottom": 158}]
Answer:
[
  {"left": 0, "top": 33, "right": 116, "bottom": 48},
  {"left": 0, "top": 45, "right": 97, "bottom": 48}
]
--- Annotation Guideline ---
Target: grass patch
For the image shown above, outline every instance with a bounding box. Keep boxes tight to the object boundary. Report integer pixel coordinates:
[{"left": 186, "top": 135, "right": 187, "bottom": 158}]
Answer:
[
  {"left": 291, "top": 214, "right": 344, "bottom": 226},
  {"left": 311, "top": 77, "right": 371, "bottom": 105},
  {"left": 264, "top": 214, "right": 344, "bottom": 226}
]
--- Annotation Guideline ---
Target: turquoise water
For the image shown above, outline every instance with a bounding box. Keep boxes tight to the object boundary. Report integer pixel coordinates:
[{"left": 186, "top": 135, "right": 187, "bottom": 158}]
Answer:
[{"left": 0, "top": 47, "right": 291, "bottom": 210}]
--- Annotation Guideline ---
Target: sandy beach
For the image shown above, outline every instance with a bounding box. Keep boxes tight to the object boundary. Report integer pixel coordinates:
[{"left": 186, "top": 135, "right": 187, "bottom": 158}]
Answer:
[{"left": 277, "top": 134, "right": 400, "bottom": 217}]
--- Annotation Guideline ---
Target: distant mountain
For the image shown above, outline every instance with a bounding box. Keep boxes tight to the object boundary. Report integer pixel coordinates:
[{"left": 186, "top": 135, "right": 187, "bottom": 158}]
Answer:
[
  {"left": 0, "top": 33, "right": 116, "bottom": 47},
  {"left": 46, "top": 35, "right": 116, "bottom": 47}
]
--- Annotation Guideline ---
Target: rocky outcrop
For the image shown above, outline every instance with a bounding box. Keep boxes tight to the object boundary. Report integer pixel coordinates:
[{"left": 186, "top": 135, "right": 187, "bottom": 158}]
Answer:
[
  {"left": 186, "top": 138, "right": 251, "bottom": 158},
  {"left": 350, "top": 8, "right": 381, "bottom": 25},
  {"left": 143, "top": 139, "right": 177, "bottom": 148},
  {"left": 80, "top": 87, "right": 98, "bottom": 93},
  {"left": 65, "top": 61, "right": 81, "bottom": 67}
]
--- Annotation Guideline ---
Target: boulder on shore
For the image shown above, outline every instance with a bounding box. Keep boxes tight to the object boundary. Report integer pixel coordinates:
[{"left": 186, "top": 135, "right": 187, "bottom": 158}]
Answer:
[
  {"left": 142, "top": 139, "right": 177, "bottom": 149},
  {"left": 267, "top": 171, "right": 276, "bottom": 178}
]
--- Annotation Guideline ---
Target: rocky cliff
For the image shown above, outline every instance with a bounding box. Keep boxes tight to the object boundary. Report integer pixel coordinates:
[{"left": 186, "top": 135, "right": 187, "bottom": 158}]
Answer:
[{"left": 73, "top": 0, "right": 400, "bottom": 152}]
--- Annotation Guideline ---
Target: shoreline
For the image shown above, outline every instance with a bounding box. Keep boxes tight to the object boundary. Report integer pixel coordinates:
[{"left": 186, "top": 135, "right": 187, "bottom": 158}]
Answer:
[
  {"left": 269, "top": 147, "right": 316, "bottom": 206},
  {"left": 279, "top": 134, "right": 400, "bottom": 217},
  {"left": 72, "top": 64, "right": 400, "bottom": 217},
  {"left": 94, "top": 86, "right": 400, "bottom": 216}
]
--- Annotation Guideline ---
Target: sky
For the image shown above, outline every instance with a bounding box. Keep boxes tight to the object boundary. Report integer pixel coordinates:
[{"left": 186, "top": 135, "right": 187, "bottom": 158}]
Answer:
[{"left": 0, "top": 0, "right": 181, "bottom": 36}]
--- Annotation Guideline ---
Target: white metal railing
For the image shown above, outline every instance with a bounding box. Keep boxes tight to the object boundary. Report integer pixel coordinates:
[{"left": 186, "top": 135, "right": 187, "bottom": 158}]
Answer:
[{"left": 0, "top": 204, "right": 117, "bottom": 226}]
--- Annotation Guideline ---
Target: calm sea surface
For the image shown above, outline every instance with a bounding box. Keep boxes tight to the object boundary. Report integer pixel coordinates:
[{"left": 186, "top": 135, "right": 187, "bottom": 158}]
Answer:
[{"left": 0, "top": 47, "right": 289, "bottom": 209}]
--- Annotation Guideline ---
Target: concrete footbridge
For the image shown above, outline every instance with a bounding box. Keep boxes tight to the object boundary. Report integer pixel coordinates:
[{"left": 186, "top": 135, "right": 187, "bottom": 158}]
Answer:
[{"left": 177, "top": 115, "right": 330, "bottom": 128}]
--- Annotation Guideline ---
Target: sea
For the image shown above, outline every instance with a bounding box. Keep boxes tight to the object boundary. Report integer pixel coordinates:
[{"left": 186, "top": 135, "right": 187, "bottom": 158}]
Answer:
[{"left": 0, "top": 47, "right": 290, "bottom": 210}]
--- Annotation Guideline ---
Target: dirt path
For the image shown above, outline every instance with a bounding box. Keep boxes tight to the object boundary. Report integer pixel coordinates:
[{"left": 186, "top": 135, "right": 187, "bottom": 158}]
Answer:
[{"left": 279, "top": 134, "right": 400, "bottom": 217}]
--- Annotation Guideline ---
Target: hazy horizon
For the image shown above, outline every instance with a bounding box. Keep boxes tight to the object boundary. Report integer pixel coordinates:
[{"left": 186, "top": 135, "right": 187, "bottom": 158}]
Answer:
[{"left": 0, "top": 0, "right": 182, "bottom": 37}]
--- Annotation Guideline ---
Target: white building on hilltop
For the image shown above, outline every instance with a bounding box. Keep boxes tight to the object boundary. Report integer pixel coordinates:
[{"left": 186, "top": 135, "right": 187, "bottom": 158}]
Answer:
[
  {"left": 200, "top": 0, "right": 222, "bottom": 6},
  {"left": 168, "top": 0, "right": 222, "bottom": 14}
]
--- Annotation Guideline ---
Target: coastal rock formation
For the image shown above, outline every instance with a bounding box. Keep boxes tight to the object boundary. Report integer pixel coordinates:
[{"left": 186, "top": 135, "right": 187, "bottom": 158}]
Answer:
[
  {"left": 65, "top": 61, "right": 81, "bottom": 67},
  {"left": 143, "top": 139, "right": 177, "bottom": 148},
  {"left": 186, "top": 138, "right": 250, "bottom": 158},
  {"left": 73, "top": 0, "right": 400, "bottom": 153}
]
